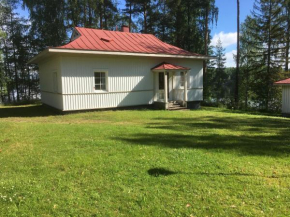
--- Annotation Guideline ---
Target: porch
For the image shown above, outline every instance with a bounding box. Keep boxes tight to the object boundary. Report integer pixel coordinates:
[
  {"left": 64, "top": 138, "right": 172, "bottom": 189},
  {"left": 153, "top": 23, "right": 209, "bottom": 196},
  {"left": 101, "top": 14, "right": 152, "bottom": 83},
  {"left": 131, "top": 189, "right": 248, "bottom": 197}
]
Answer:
[{"left": 152, "top": 62, "right": 190, "bottom": 110}]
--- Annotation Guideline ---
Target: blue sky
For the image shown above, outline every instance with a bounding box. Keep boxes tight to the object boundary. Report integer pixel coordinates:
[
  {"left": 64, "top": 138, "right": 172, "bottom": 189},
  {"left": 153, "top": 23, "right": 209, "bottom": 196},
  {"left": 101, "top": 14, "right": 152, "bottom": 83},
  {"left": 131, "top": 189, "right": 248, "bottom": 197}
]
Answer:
[
  {"left": 16, "top": 0, "right": 254, "bottom": 67},
  {"left": 210, "top": 0, "right": 254, "bottom": 66}
]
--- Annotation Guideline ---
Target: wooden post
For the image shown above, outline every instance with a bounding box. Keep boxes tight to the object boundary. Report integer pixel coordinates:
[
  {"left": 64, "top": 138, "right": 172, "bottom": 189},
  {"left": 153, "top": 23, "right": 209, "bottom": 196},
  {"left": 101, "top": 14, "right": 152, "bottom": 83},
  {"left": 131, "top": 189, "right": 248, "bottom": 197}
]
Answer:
[
  {"left": 184, "top": 71, "right": 188, "bottom": 105},
  {"left": 164, "top": 72, "right": 168, "bottom": 103}
]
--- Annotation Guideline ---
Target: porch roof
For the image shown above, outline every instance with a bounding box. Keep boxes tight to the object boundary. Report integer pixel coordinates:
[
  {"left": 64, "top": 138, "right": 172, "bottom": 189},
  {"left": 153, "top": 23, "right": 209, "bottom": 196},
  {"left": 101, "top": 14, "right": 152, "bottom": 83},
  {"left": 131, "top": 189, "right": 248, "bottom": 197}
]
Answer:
[{"left": 151, "top": 62, "right": 190, "bottom": 71}]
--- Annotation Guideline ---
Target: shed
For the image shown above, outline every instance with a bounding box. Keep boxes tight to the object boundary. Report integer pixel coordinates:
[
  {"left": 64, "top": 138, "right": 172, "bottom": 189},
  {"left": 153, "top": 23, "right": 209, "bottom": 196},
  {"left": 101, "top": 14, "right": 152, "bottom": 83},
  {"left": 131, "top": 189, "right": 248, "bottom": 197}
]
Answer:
[
  {"left": 275, "top": 78, "right": 290, "bottom": 116},
  {"left": 28, "top": 26, "right": 213, "bottom": 111}
]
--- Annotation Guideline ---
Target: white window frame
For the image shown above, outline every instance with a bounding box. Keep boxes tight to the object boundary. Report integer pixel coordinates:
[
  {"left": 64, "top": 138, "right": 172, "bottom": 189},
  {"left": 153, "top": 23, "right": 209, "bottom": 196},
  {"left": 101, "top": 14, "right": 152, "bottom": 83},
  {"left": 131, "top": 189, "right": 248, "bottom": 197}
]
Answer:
[{"left": 93, "top": 69, "right": 109, "bottom": 93}]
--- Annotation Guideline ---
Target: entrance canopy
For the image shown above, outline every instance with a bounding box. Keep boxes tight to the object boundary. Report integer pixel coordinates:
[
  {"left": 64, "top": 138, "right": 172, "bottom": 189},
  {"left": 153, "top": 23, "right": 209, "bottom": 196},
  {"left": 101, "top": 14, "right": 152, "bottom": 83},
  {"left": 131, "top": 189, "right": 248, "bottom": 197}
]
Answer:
[
  {"left": 151, "top": 62, "right": 190, "bottom": 71},
  {"left": 151, "top": 62, "right": 190, "bottom": 108}
]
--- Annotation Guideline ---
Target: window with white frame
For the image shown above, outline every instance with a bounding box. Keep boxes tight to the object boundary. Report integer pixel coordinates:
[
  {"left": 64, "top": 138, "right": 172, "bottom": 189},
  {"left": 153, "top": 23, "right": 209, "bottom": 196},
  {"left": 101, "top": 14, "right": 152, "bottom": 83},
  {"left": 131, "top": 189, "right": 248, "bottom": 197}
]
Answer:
[
  {"left": 94, "top": 71, "right": 107, "bottom": 91},
  {"left": 180, "top": 71, "right": 185, "bottom": 87}
]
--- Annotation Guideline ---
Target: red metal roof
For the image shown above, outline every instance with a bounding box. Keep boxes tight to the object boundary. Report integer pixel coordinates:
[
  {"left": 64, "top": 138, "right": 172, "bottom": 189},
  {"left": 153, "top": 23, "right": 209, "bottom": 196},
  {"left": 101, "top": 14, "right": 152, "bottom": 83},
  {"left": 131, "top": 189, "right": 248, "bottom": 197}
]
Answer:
[
  {"left": 56, "top": 27, "right": 204, "bottom": 56},
  {"left": 151, "top": 62, "right": 190, "bottom": 70},
  {"left": 275, "top": 78, "right": 290, "bottom": 85}
]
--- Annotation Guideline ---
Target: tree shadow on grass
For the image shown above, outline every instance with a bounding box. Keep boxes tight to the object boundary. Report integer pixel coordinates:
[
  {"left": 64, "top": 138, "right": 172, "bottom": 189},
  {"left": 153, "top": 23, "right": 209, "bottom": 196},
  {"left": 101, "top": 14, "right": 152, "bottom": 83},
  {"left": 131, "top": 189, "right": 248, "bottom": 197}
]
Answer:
[
  {"left": 118, "top": 116, "right": 290, "bottom": 156},
  {"left": 0, "top": 104, "right": 60, "bottom": 118},
  {"left": 147, "top": 168, "right": 289, "bottom": 178},
  {"left": 146, "top": 116, "right": 290, "bottom": 133}
]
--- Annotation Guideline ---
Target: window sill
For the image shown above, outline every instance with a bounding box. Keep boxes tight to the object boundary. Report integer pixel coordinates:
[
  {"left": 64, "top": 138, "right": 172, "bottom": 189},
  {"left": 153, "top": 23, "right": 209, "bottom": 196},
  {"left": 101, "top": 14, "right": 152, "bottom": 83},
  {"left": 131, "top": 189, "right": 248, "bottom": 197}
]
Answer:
[{"left": 94, "top": 90, "right": 109, "bottom": 93}]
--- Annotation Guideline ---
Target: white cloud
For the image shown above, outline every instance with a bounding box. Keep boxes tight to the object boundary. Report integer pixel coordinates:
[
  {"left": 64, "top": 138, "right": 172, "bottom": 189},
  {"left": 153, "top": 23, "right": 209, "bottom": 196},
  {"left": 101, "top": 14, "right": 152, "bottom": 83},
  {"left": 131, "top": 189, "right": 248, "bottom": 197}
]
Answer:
[
  {"left": 211, "top": 32, "right": 237, "bottom": 48},
  {"left": 225, "top": 50, "right": 237, "bottom": 68}
]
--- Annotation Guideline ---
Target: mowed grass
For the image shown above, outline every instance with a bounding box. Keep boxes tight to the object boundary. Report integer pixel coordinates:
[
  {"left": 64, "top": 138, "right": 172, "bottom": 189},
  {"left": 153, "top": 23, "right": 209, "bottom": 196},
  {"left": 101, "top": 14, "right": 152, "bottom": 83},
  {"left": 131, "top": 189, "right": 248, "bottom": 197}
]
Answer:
[{"left": 0, "top": 105, "right": 290, "bottom": 216}]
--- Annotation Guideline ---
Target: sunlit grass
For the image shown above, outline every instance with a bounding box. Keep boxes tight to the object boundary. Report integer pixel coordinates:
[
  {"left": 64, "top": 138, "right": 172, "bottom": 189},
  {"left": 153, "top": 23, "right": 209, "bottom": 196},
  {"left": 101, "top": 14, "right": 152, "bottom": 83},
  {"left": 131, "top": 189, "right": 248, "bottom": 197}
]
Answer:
[{"left": 0, "top": 105, "right": 290, "bottom": 216}]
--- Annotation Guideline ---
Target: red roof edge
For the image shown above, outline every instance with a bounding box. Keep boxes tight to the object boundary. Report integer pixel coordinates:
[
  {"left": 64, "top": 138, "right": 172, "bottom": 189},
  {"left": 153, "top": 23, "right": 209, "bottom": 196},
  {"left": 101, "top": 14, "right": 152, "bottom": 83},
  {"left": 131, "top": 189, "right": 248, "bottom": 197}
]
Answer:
[{"left": 274, "top": 78, "right": 290, "bottom": 85}]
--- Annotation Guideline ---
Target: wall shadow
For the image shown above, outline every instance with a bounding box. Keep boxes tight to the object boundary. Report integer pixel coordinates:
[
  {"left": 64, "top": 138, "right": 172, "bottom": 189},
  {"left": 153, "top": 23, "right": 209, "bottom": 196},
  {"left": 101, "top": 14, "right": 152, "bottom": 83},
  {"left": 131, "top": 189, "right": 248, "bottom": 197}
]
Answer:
[
  {"left": 117, "top": 116, "right": 290, "bottom": 156},
  {"left": 0, "top": 104, "right": 60, "bottom": 118}
]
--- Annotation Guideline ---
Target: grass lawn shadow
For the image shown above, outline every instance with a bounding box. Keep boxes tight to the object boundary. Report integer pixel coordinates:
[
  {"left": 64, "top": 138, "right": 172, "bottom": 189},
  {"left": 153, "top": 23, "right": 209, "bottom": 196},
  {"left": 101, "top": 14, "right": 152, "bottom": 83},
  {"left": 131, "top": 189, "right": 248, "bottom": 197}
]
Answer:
[
  {"left": 147, "top": 167, "right": 290, "bottom": 178},
  {"left": 0, "top": 104, "right": 60, "bottom": 118},
  {"left": 118, "top": 115, "right": 290, "bottom": 156}
]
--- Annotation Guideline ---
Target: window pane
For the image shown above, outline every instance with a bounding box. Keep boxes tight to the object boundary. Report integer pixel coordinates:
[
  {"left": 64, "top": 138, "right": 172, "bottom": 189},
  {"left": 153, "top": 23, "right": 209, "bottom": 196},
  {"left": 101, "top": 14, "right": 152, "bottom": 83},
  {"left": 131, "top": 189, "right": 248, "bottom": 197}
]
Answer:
[
  {"left": 101, "top": 84, "right": 106, "bottom": 90},
  {"left": 95, "top": 84, "right": 101, "bottom": 90},
  {"left": 95, "top": 72, "right": 100, "bottom": 79},
  {"left": 95, "top": 77, "right": 101, "bottom": 84},
  {"left": 101, "top": 76, "right": 106, "bottom": 85},
  {"left": 159, "top": 73, "right": 164, "bottom": 90}
]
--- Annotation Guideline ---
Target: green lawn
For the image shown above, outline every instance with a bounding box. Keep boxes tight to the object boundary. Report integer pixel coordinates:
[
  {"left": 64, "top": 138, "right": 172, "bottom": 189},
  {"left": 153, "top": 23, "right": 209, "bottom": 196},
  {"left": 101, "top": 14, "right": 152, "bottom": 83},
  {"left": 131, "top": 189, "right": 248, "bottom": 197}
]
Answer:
[{"left": 0, "top": 105, "right": 290, "bottom": 216}]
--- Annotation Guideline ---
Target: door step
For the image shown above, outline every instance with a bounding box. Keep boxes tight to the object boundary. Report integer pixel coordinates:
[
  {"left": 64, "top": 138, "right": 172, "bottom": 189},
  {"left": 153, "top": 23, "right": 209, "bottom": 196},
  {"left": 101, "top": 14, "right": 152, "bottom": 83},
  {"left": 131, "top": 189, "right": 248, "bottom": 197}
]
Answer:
[{"left": 168, "top": 102, "right": 188, "bottom": 111}]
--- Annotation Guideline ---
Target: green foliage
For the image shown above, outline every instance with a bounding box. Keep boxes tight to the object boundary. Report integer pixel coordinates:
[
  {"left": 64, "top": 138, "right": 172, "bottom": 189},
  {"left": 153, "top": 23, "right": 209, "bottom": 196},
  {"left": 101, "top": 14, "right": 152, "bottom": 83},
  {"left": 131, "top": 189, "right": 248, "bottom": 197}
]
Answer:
[
  {"left": 206, "top": 40, "right": 235, "bottom": 107},
  {"left": 22, "top": 0, "right": 68, "bottom": 50},
  {"left": 209, "top": 0, "right": 289, "bottom": 113},
  {"left": 0, "top": 0, "right": 39, "bottom": 103},
  {"left": 237, "top": 0, "right": 286, "bottom": 111},
  {"left": 122, "top": 0, "right": 218, "bottom": 54},
  {"left": 0, "top": 106, "right": 290, "bottom": 216}
]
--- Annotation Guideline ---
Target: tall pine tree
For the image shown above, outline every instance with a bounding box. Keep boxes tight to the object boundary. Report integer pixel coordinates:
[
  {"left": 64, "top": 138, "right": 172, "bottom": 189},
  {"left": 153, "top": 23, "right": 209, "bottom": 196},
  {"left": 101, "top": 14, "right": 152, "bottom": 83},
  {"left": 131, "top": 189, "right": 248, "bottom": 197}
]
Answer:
[{"left": 247, "top": 0, "right": 285, "bottom": 110}]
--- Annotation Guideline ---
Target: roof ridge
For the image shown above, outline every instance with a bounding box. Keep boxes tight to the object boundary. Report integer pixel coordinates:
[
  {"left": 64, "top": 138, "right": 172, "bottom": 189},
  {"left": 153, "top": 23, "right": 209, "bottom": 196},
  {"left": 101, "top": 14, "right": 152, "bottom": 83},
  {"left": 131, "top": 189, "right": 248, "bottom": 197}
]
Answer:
[{"left": 75, "top": 26, "right": 155, "bottom": 36}]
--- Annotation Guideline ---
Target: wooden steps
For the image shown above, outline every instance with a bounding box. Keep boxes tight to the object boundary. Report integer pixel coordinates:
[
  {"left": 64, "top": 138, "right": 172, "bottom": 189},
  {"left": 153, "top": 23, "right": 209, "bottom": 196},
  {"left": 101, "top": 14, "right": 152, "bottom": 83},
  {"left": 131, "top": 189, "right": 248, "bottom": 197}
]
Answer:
[{"left": 168, "top": 101, "right": 188, "bottom": 111}]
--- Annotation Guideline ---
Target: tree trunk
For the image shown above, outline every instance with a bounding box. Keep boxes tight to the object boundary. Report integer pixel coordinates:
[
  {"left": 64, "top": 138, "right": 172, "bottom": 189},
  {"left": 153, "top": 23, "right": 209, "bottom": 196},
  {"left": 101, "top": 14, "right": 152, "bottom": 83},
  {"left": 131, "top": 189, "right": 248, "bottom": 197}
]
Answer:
[
  {"left": 235, "top": 0, "right": 240, "bottom": 109},
  {"left": 88, "top": 2, "right": 92, "bottom": 27},
  {"left": 285, "top": 6, "right": 290, "bottom": 71},
  {"left": 28, "top": 67, "right": 31, "bottom": 100},
  {"left": 3, "top": 45, "right": 11, "bottom": 103},
  {"left": 245, "top": 72, "right": 249, "bottom": 109},
  {"left": 11, "top": 14, "right": 19, "bottom": 102},
  {"left": 129, "top": 2, "right": 132, "bottom": 32},
  {"left": 83, "top": 0, "right": 87, "bottom": 27},
  {"left": 143, "top": 4, "right": 147, "bottom": 33},
  {"left": 99, "top": 2, "right": 103, "bottom": 29},
  {"left": 187, "top": 1, "right": 191, "bottom": 51},
  {"left": 203, "top": 3, "right": 209, "bottom": 99},
  {"left": 162, "top": 0, "right": 165, "bottom": 40},
  {"left": 266, "top": 0, "right": 272, "bottom": 111}
]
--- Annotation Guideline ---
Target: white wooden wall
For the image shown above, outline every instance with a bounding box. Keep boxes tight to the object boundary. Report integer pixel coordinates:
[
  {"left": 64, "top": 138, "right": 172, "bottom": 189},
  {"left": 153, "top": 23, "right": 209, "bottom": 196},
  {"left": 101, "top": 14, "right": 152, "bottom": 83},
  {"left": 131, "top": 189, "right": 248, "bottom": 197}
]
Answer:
[
  {"left": 282, "top": 86, "right": 290, "bottom": 114},
  {"left": 39, "top": 56, "right": 63, "bottom": 110},
  {"left": 39, "top": 54, "right": 204, "bottom": 111}
]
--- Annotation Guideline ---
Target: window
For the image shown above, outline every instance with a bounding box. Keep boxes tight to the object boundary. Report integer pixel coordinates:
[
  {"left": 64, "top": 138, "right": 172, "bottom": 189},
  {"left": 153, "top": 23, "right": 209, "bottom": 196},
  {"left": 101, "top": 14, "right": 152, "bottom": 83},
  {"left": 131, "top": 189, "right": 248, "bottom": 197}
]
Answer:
[
  {"left": 94, "top": 72, "right": 107, "bottom": 91},
  {"left": 159, "top": 72, "right": 164, "bottom": 90},
  {"left": 180, "top": 71, "right": 185, "bottom": 87}
]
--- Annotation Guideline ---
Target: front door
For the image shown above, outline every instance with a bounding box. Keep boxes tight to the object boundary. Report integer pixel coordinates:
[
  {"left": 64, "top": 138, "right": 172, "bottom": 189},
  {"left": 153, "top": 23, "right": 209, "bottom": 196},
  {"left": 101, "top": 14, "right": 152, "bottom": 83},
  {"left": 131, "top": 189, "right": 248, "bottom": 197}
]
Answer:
[{"left": 158, "top": 72, "right": 173, "bottom": 101}]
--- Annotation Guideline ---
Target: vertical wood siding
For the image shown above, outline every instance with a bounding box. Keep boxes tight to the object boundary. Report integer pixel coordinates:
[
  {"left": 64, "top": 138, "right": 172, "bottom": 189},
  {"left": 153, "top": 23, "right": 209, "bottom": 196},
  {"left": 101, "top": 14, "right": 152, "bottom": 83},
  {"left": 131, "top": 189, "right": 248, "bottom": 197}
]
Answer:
[
  {"left": 40, "top": 54, "right": 204, "bottom": 111},
  {"left": 39, "top": 56, "right": 62, "bottom": 93},
  {"left": 282, "top": 86, "right": 290, "bottom": 114},
  {"left": 62, "top": 91, "right": 154, "bottom": 111},
  {"left": 41, "top": 92, "right": 63, "bottom": 110},
  {"left": 39, "top": 56, "right": 62, "bottom": 109}
]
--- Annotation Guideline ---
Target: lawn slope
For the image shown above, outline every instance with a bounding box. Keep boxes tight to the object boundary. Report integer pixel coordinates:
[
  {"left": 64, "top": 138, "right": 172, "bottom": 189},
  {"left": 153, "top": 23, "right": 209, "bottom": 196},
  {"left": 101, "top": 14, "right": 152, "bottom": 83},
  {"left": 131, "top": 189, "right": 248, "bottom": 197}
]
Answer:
[{"left": 0, "top": 105, "right": 290, "bottom": 216}]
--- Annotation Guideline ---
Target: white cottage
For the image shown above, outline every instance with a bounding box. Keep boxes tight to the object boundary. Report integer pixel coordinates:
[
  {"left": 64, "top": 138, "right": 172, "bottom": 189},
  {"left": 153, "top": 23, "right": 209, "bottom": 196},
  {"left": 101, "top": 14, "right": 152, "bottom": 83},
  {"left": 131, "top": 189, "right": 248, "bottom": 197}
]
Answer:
[
  {"left": 275, "top": 78, "right": 290, "bottom": 116},
  {"left": 28, "top": 26, "right": 212, "bottom": 111}
]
